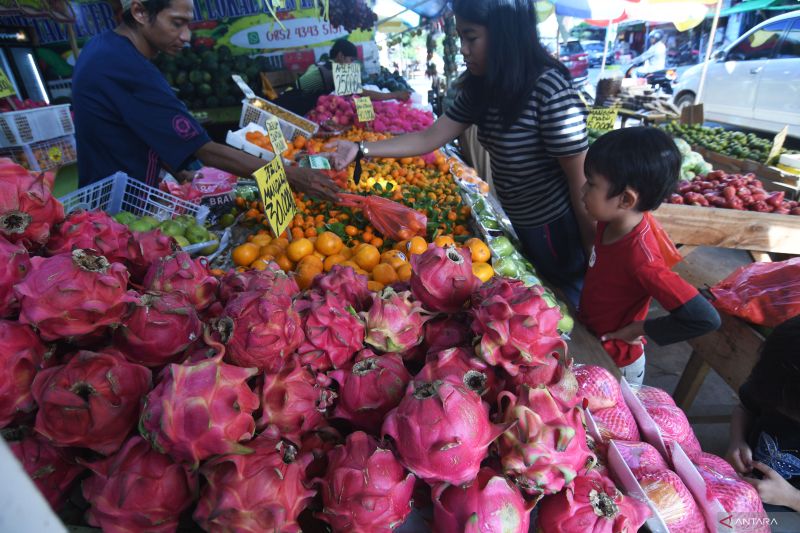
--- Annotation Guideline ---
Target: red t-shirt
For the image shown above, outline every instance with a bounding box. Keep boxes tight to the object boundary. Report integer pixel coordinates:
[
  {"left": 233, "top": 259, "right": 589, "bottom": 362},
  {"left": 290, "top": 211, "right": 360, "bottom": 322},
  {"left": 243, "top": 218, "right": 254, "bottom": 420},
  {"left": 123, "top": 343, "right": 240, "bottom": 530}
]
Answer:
[{"left": 579, "top": 215, "right": 698, "bottom": 367}]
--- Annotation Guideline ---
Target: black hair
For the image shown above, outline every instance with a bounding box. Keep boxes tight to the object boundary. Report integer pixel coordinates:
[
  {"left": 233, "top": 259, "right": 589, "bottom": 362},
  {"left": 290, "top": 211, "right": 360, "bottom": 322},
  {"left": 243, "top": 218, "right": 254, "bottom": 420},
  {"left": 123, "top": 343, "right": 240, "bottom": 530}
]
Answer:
[
  {"left": 329, "top": 39, "right": 358, "bottom": 61},
  {"left": 122, "top": 0, "right": 172, "bottom": 27},
  {"left": 745, "top": 315, "right": 800, "bottom": 423},
  {"left": 584, "top": 127, "right": 681, "bottom": 212},
  {"left": 452, "top": 0, "right": 570, "bottom": 130}
]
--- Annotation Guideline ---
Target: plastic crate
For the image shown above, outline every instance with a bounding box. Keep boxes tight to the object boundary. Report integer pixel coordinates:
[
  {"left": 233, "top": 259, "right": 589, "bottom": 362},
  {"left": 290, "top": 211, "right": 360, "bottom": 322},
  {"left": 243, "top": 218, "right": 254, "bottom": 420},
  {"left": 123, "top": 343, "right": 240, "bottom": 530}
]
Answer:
[
  {"left": 239, "top": 97, "right": 318, "bottom": 140},
  {"left": 0, "top": 104, "right": 74, "bottom": 147},
  {"left": 0, "top": 135, "right": 77, "bottom": 172}
]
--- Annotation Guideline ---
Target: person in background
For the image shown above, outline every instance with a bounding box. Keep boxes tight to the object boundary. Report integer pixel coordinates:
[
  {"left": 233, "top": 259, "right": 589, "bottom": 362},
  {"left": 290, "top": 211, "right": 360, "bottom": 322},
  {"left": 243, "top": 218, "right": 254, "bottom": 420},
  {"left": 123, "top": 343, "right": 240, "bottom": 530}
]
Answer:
[
  {"left": 727, "top": 316, "right": 800, "bottom": 523},
  {"left": 578, "top": 127, "right": 720, "bottom": 385},
  {"left": 277, "top": 38, "right": 411, "bottom": 116},
  {"left": 629, "top": 30, "right": 667, "bottom": 77},
  {"left": 327, "top": 0, "right": 594, "bottom": 306},
  {"left": 72, "top": 0, "right": 338, "bottom": 201}
]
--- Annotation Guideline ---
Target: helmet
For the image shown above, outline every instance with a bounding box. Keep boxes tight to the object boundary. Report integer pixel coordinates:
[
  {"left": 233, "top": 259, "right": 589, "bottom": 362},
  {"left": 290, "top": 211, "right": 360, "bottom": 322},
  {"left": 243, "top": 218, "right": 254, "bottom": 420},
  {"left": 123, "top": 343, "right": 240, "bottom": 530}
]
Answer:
[{"left": 649, "top": 30, "right": 664, "bottom": 43}]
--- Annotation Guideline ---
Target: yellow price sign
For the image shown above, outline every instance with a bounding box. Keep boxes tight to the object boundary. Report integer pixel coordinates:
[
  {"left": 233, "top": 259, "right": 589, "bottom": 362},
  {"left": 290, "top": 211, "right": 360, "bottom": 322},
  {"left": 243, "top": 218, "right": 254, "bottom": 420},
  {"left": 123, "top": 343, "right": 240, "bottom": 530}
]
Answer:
[
  {"left": 0, "top": 69, "right": 17, "bottom": 99},
  {"left": 253, "top": 157, "right": 296, "bottom": 238},
  {"left": 766, "top": 125, "right": 789, "bottom": 166},
  {"left": 48, "top": 146, "right": 63, "bottom": 163},
  {"left": 266, "top": 117, "right": 288, "bottom": 155},
  {"left": 332, "top": 63, "right": 362, "bottom": 96},
  {"left": 355, "top": 96, "right": 375, "bottom": 123},
  {"left": 586, "top": 106, "right": 619, "bottom": 132}
]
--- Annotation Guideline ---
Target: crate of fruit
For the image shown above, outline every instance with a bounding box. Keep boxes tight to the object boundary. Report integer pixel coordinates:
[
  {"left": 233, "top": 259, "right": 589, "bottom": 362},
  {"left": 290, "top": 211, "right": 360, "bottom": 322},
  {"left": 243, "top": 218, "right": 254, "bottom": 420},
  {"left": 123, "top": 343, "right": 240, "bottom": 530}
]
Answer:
[
  {"left": 239, "top": 97, "right": 318, "bottom": 140},
  {"left": 0, "top": 134, "right": 77, "bottom": 171},
  {"left": 0, "top": 104, "right": 74, "bottom": 147}
]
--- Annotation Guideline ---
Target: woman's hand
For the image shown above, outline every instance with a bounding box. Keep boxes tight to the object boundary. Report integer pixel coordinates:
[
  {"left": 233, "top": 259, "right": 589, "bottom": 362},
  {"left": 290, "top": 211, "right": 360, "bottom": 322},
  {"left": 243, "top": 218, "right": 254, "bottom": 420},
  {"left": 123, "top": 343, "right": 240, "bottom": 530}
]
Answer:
[
  {"left": 725, "top": 440, "right": 754, "bottom": 475},
  {"left": 286, "top": 166, "right": 340, "bottom": 202},
  {"left": 744, "top": 462, "right": 800, "bottom": 511},
  {"left": 323, "top": 140, "right": 359, "bottom": 170}
]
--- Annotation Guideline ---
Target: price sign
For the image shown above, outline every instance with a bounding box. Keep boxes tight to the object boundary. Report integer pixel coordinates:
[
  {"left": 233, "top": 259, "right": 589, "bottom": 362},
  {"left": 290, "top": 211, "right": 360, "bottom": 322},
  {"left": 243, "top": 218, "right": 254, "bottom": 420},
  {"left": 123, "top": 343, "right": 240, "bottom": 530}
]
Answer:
[
  {"left": 332, "top": 63, "right": 362, "bottom": 96},
  {"left": 586, "top": 106, "right": 619, "bottom": 132},
  {"left": 0, "top": 69, "right": 16, "bottom": 99},
  {"left": 253, "top": 157, "right": 297, "bottom": 238},
  {"left": 766, "top": 125, "right": 789, "bottom": 166},
  {"left": 355, "top": 96, "right": 375, "bottom": 123},
  {"left": 265, "top": 117, "right": 288, "bottom": 155},
  {"left": 231, "top": 74, "right": 256, "bottom": 100},
  {"left": 48, "top": 146, "right": 62, "bottom": 164}
]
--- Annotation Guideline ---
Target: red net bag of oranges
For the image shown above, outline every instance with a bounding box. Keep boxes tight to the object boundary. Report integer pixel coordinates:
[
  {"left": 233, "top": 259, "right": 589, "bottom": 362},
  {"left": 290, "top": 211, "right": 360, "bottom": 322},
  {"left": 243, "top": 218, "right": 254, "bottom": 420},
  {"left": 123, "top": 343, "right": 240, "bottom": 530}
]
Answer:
[{"left": 337, "top": 193, "right": 427, "bottom": 242}]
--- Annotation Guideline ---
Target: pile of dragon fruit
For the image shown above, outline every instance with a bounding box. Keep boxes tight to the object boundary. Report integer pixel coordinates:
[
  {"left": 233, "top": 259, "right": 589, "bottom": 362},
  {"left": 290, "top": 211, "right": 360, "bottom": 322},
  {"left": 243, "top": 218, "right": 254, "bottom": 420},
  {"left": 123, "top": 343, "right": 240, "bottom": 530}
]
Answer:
[
  {"left": 0, "top": 156, "right": 763, "bottom": 532},
  {"left": 307, "top": 94, "right": 435, "bottom": 133}
]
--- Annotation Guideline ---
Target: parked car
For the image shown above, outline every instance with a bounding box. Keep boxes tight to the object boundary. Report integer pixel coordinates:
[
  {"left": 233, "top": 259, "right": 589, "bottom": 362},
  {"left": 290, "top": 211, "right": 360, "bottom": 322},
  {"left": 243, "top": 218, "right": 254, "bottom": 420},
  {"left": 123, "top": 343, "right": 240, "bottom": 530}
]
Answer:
[
  {"left": 559, "top": 40, "right": 589, "bottom": 81},
  {"left": 672, "top": 10, "right": 800, "bottom": 138},
  {"left": 581, "top": 40, "right": 615, "bottom": 67}
]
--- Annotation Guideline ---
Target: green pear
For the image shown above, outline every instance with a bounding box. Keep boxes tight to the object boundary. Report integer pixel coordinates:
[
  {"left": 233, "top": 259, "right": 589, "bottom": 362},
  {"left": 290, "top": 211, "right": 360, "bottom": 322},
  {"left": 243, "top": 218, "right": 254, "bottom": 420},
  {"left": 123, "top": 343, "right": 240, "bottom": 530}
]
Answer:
[
  {"left": 128, "top": 219, "right": 153, "bottom": 233},
  {"left": 185, "top": 225, "right": 210, "bottom": 244},
  {"left": 174, "top": 235, "right": 191, "bottom": 248},
  {"left": 160, "top": 221, "right": 186, "bottom": 238},
  {"left": 113, "top": 211, "right": 136, "bottom": 225},
  {"left": 138, "top": 216, "right": 159, "bottom": 231}
]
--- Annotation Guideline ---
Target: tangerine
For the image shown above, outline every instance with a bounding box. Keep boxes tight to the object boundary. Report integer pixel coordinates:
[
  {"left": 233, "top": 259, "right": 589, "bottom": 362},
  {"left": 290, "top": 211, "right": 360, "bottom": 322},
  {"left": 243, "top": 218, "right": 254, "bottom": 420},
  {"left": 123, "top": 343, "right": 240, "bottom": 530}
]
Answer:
[
  {"left": 371, "top": 263, "right": 399, "bottom": 285},
  {"left": 354, "top": 244, "right": 380, "bottom": 272},
  {"left": 434, "top": 235, "right": 456, "bottom": 247},
  {"left": 323, "top": 254, "right": 346, "bottom": 272},
  {"left": 286, "top": 238, "right": 314, "bottom": 262},
  {"left": 315, "top": 231, "right": 344, "bottom": 256},
  {"left": 472, "top": 262, "right": 494, "bottom": 283},
  {"left": 465, "top": 238, "right": 491, "bottom": 263},
  {"left": 407, "top": 236, "right": 427, "bottom": 255},
  {"left": 232, "top": 243, "right": 260, "bottom": 267},
  {"left": 396, "top": 263, "right": 412, "bottom": 282}
]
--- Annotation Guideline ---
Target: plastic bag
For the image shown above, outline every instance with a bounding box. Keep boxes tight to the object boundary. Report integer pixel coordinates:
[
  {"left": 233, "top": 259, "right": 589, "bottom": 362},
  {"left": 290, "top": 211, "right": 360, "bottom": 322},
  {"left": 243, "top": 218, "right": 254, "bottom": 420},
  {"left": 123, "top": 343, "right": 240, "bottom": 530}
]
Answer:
[
  {"left": 710, "top": 257, "right": 800, "bottom": 327},
  {"left": 645, "top": 212, "right": 682, "bottom": 269},
  {"left": 337, "top": 193, "right": 427, "bottom": 241},
  {"left": 637, "top": 470, "right": 706, "bottom": 533}
]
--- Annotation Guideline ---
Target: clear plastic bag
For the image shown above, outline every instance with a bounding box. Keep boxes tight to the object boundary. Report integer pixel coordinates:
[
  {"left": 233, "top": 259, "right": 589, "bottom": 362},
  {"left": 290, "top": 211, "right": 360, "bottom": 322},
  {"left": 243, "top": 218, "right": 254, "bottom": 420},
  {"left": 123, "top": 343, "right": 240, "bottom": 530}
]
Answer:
[{"left": 337, "top": 193, "right": 427, "bottom": 241}]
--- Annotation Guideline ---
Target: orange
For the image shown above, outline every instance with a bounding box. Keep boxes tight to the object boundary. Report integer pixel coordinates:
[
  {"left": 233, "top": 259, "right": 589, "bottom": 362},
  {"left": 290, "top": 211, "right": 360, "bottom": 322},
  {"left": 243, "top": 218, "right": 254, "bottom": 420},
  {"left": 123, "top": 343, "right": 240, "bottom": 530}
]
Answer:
[
  {"left": 393, "top": 240, "right": 408, "bottom": 252},
  {"left": 367, "top": 280, "right": 385, "bottom": 292},
  {"left": 232, "top": 243, "right": 260, "bottom": 267},
  {"left": 315, "top": 231, "right": 344, "bottom": 256},
  {"left": 472, "top": 262, "right": 494, "bottom": 283},
  {"left": 384, "top": 256, "right": 408, "bottom": 270},
  {"left": 259, "top": 254, "right": 276, "bottom": 263},
  {"left": 407, "top": 236, "right": 427, "bottom": 255},
  {"left": 434, "top": 235, "right": 456, "bottom": 247},
  {"left": 371, "top": 263, "right": 398, "bottom": 285},
  {"left": 465, "top": 238, "right": 491, "bottom": 263},
  {"left": 396, "top": 263, "right": 413, "bottom": 282},
  {"left": 344, "top": 225, "right": 359, "bottom": 237},
  {"left": 354, "top": 244, "right": 380, "bottom": 272},
  {"left": 295, "top": 265, "right": 320, "bottom": 290},
  {"left": 381, "top": 249, "right": 407, "bottom": 263},
  {"left": 323, "top": 254, "right": 346, "bottom": 272},
  {"left": 275, "top": 254, "right": 294, "bottom": 272},
  {"left": 304, "top": 227, "right": 317, "bottom": 238},
  {"left": 340, "top": 260, "right": 360, "bottom": 272},
  {"left": 260, "top": 244, "right": 283, "bottom": 258},
  {"left": 370, "top": 237, "right": 384, "bottom": 248},
  {"left": 286, "top": 238, "right": 314, "bottom": 262},
  {"left": 299, "top": 254, "right": 324, "bottom": 272},
  {"left": 250, "top": 258, "right": 271, "bottom": 271},
  {"left": 340, "top": 247, "right": 353, "bottom": 260},
  {"left": 250, "top": 234, "right": 272, "bottom": 247},
  {"left": 273, "top": 237, "right": 290, "bottom": 249}
]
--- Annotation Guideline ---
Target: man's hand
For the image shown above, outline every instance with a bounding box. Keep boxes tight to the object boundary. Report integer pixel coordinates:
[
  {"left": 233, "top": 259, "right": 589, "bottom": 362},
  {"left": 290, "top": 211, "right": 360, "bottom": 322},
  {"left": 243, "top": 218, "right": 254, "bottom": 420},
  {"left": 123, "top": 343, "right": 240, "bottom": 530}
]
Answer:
[
  {"left": 286, "top": 166, "right": 339, "bottom": 202},
  {"left": 725, "top": 441, "right": 754, "bottom": 475},
  {"left": 744, "top": 462, "right": 800, "bottom": 511},
  {"left": 601, "top": 321, "right": 646, "bottom": 345},
  {"left": 323, "top": 140, "right": 359, "bottom": 170}
]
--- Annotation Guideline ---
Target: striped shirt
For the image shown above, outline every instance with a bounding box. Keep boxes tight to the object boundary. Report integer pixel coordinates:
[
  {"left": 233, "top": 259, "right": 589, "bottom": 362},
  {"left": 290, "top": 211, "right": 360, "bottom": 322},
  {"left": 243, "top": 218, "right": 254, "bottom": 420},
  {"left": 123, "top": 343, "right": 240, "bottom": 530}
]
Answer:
[{"left": 446, "top": 69, "right": 588, "bottom": 227}]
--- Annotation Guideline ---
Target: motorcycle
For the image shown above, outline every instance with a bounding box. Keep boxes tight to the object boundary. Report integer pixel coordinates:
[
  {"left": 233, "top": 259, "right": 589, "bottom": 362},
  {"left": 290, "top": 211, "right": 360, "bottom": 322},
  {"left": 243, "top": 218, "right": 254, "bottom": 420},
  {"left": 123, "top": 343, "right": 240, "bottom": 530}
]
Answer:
[{"left": 624, "top": 64, "right": 677, "bottom": 95}]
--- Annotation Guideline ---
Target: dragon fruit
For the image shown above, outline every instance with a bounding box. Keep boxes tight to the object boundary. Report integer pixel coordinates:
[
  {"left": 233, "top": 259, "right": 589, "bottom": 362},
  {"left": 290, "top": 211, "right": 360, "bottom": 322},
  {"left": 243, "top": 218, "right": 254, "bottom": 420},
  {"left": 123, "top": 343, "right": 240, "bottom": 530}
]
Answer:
[
  {"left": 507, "top": 351, "right": 561, "bottom": 388},
  {"left": 0, "top": 320, "right": 46, "bottom": 427},
  {"left": 537, "top": 469, "right": 651, "bottom": 533},
  {"left": 125, "top": 229, "right": 178, "bottom": 282},
  {"left": 219, "top": 265, "right": 300, "bottom": 304},
  {"left": 410, "top": 245, "right": 480, "bottom": 312},
  {"left": 637, "top": 470, "right": 706, "bottom": 533},
  {"left": 223, "top": 291, "right": 305, "bottom": 372},
  {"left": 644, "top": 404, "right": 702, "bottom": 459},
  {"left": 7, "top": 431, "right": 85, "bottom": 510},
  {"left": 311, "top": 264, "right": 372, "bottom": 311},
  {"left": 139, "top": 355, "right": 259, "bottom": 468},
  {"left": 45, "top": 209, "right": 132, "bottom": 265},
  {"left": 82, "top": 435, "right": 198, "bottom": 533},
  {"left": 298, "top": 292, "right": 365, "bottom": 371},
  {"left": 382, "top": 379, "right": 507, "bottom": 485},
  {"left": 418, "top": 347, "right": 501, "bottom": 404},
  {"left": 195, "top": 430, "right": 315, "bottom": 533},
  {"left": 422, "top": 313, "right": 473, "bottom": 354},
  {"left": 432, "top": 467, "right": 533, "bottom": 533},
  {"left": 300, "top": 426, "right": 343, "bottom": 480},
  {"left": 0, "top": 162, "right": 64, "bottom": 249},
  {"left": 574, "top": 365, "right": 623, "bottom": 411},
  {"left": 143, "top": 251, "right": 219, "bottom": 310},
  {"left": 615, "top": 441, "right": 670, "bottom": 478},
  {"left": 0, "top": 235, "right": 30, "bottom": 317},
  {"left": 497, "top": 385, "right": 595, "bottom": 499},
  {"left": 14, "top": 249, "right": 136, "bottom": 341},
  {"left": 329, "top": 350, "right": 411, "bottom": 434},
  {"left": 591, "top": 404, "right": 641, "bottom": 442},
  {"left": 31, "top": 349, "right": 151, "bottom": 454},
  {"left": 316, "top": 431, "right": 415, "bottom": 532},
  {"left": 471, "top": 282, "right": 565, "bottom": 376},
  {"left": 114, "top": 291, "right": 202, "bottom": 367},
  {"left": 363, "top": 288, "right": 430, "bottom": 354},
  {"left": 258, "top": 360, "right": 336, "bottom": 444}
]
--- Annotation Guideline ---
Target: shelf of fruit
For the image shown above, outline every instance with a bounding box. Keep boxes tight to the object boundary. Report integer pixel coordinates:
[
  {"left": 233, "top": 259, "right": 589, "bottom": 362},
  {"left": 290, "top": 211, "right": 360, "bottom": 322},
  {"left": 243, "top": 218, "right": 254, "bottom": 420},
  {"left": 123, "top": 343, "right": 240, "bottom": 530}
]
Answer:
[{"left": 663, "top": 121, "right": 792, "bottom": 166}]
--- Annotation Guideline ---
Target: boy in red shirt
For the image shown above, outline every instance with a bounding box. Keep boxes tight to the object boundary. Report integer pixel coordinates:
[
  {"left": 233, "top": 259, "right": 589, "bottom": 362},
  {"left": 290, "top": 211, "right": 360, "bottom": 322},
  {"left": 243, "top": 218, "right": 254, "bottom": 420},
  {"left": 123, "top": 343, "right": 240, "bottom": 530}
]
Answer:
[{"left": 578, "top": 127, "right": 720, "bottom": 385}]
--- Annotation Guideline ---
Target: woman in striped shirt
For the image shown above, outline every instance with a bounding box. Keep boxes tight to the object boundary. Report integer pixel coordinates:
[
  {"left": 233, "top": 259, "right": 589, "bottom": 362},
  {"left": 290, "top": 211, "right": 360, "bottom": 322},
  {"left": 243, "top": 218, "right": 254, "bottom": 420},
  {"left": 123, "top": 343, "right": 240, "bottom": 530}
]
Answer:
[{"left": 328, "top": 0, "right": 593, "bottom": 305}]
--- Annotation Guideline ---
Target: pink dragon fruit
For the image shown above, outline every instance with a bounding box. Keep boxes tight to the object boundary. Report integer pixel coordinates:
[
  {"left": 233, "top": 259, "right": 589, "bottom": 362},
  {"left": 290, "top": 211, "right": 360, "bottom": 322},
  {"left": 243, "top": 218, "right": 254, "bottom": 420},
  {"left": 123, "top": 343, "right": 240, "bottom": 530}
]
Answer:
[
  {"left": 222, "top": 291, "right": 305, "bottom": 372},
  {"left": 382, "top": 379, "right": 507, "bottom": 485},
  {"left": 0, "top": 320, "right": 46, "bottom": 427},
  {"left": 316, "top": 431, "right": 415, "bottom": 532},
  {"left": 507, "top": 351, "right": 561, "bottom": 389},
  {"left": 644, "top": 404, "right": 702, "bottom": 459},
  {"left": 82, "top": 435, "right": 198, "bottom": 533},
  {"left": 422, "top": 313, "right": 473, "bottom": 354},
  {"left": 143, "top": 251, "right": 219, "bottom": 310},
  {"left": 139, "top": 355, "right": 259, "bottom": 468},
  {"left": 0, "top": 162, "right": 64, "bottom": 249},
  {"left": 472, "top": 276, "right": 527, "bottom": 303},
  {"left": 497, "top": 385, "right": 596, "bottom": 499},
  {"left": 218, "top": 264, "right": 299, "bottom": 304},
  {"left": 637, "top": 470, "right": 706, "bottom": 533},
  {"left": 0, "top": 235, "right": 30, "bottom": 317},
  {"left": 31, "top": 349, "right": 152, "bottom": 454},
  {"left": 8, "top": 431, "right": 85, "bottom": 510},
  {"left": 363, "top": 288, "right": 430, "bottom": 354},
  {"left": 633, "top": 385, "right": 676, "bottom": 408},
  {"left": 590, "top": 404, "right": 641, "bottom": 442},
  {"left": 329, "top": 350, "right": 411, "bottom": 434},
  {"left": 298, "top": 291, "right": 365, "bottom": 371},
  {"left": 113, "top": 291, "right": 202, "bottom": 367},
  {"left": 45, "top": 209, "right": 132, "bottom": 264},
  {"left": 418, "top": 347, "right": 501, "bottom": 404},
  {"left": 574, "top": 365, "right": 623, "bottom": 411},
  {"left": 258, "top": 360, "right": 336, "bottom": 444},
  {"left": 507, "top": 353, "right": 580, "bottom": 411},
  {"left": 14, "top": 249, "right": 136, "bottom": 341},
  {"left": 694, "top": 457, "right": 768, "bottom": 531},
  {"left": 615, "top": 441, "right": 670, "bottom": 478},
  {"left": 311, "top": 264, "right": 372, "bottom": 311},
  {"left": 470, "top": 282, "right": 565, "bottom": 376},
  {"left": 432, "top": 467, "right": 533, "bottom": 533},
  {"left": 195, "top": 430, "right": 315, "bottom": 533},
  {"left": 300, "top": 426, "right": 343, "bottom": 480},
  {"left": 124, "top": 229, "right": 178, "bottom": 282},
  {"left": 410, "top": 244, "right": 480, "bottom": 312},
  {"left": 537, "top": 469, "right": 651, "bottom": 533}
]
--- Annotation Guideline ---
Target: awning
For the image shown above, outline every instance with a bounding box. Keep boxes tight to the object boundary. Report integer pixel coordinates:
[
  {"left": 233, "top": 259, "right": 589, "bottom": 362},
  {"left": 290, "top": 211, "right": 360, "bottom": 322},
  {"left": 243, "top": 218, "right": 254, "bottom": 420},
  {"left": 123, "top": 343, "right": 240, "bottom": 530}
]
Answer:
[
  {"left": 391, "top": 0, "right": 448, "bottom": 18},
  {"left": 707, "top": 0, "right": 777, "bottom": 17},
  {"left": 764, "top": 0, "right": 800, "bottom": 10}
]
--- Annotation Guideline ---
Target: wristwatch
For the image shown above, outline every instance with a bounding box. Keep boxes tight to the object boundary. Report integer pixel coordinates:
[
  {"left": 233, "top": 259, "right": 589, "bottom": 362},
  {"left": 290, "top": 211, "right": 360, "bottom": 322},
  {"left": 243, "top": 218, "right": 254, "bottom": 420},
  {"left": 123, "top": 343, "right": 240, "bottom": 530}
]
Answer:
[{"left": 358, "top": 141, "right": 370, "bottom": 158}]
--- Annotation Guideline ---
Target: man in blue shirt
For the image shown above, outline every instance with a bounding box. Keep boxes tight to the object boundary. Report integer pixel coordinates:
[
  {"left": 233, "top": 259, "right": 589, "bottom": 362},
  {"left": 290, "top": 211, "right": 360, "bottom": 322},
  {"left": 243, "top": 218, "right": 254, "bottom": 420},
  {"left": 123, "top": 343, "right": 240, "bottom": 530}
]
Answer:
[{"left": 72, "top": 0, "right": 338, "bottom": 200}]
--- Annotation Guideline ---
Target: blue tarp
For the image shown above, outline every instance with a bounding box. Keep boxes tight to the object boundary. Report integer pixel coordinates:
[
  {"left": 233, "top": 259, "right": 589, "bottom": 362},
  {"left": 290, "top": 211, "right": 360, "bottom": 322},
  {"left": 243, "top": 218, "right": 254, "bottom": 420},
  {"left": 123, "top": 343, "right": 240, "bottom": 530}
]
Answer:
[{"left": 392, "top": 0, "right": 449, "bottom": 18}]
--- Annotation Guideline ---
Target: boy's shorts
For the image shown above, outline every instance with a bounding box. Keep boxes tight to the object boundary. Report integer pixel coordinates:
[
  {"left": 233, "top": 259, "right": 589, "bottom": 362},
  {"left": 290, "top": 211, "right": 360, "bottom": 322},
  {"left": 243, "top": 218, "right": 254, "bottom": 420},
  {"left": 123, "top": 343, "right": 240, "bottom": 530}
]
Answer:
[{"left": 619, "top": 353, "right": 646, "bottom": 386}]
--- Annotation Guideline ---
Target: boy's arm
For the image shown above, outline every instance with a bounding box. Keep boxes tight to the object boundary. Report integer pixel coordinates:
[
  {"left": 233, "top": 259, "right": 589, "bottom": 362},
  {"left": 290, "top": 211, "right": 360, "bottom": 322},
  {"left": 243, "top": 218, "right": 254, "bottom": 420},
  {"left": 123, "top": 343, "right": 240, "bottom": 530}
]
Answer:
[{"left": 642, "top": 293, "right": 721, "bottom": 345}]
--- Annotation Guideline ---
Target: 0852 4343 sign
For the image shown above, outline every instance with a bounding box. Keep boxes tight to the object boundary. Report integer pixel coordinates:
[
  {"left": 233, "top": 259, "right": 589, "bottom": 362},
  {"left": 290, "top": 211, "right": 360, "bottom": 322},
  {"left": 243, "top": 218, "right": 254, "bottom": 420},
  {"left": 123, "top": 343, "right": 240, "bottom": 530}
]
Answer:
[{"left": 253, "top": 157, "right": 297, "bottom": 238}]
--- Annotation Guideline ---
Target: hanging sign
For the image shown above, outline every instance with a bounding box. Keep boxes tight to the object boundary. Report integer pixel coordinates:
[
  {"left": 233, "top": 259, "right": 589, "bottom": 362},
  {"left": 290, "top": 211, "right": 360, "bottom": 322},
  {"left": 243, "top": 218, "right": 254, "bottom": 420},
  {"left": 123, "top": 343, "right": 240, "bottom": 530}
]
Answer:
[
  {"left": 355, "top": 96, "right": 375, "bottom": 123},
  {"left": 265, "top": 117, "right": 288, "bottom": 155},
  {"left": 766, "top": 125, "right": 789, "bottom": 166},
  {"left": 586, "top": 106, "right": 619, "bottom": 132},
  {"left": 231, "top": 74, "right": 256, "bottom": 99},
  {"left": 0, "top": 68, "right": 16, "bottom": 99},
  {"left": 253, "top": 157, "right": 296, "bottom": 238},
  {"left": 333, "top": 63, "right": 362, "bottom": 96}
]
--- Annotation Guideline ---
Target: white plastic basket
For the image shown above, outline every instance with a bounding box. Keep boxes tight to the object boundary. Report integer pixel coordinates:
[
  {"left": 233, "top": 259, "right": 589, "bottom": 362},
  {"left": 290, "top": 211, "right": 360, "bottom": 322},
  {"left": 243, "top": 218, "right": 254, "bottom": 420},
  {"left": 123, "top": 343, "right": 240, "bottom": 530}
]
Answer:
[
  {"left": 0, "top": 104, "right": 74, "bottom": 147},
  {"left": 239, "top": 97, "right": 318, "bottom": 140},
  {"left": 0, "top": 134, "right": 77, "bottom": 172}
]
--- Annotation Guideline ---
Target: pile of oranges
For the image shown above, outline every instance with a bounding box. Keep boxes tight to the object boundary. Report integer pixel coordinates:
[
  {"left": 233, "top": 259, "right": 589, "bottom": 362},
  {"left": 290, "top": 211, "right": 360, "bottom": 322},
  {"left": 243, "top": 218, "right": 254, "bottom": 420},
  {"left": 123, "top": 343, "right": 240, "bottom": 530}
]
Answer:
[
  {"left": 231, "top": 230, "right": 495, "bottom": 291},
  {"left": 245, "top": 131, "right": 308, "bottom": 161}
]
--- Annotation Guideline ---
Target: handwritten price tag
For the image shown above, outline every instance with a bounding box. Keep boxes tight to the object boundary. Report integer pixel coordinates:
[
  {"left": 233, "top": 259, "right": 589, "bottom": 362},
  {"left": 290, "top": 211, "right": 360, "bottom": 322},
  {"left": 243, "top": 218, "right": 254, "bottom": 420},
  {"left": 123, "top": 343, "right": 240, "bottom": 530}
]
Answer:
[
  {"left": 355, "top": 96, "right": 375, "bottom": 123},
  {"left": 253, "top": 157, "right": 297, "bottom": 238},
  {"left": 767, "top": 125, "right": 789, "bottom": 166},
  {"left": 0, "top": 69, "right": 16, "bottom": 99},
  {"left": 266, "top": 117, "right": 288, "bottom": 155},
  {"left": 48, "top": 146, "right": 63, "bottom": 164},
  {"left": 586, "top": 106, "right": 619, "bottom": 132},
  {"left": 333, "top": 63, "right": 362, "bottom": 96}
]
